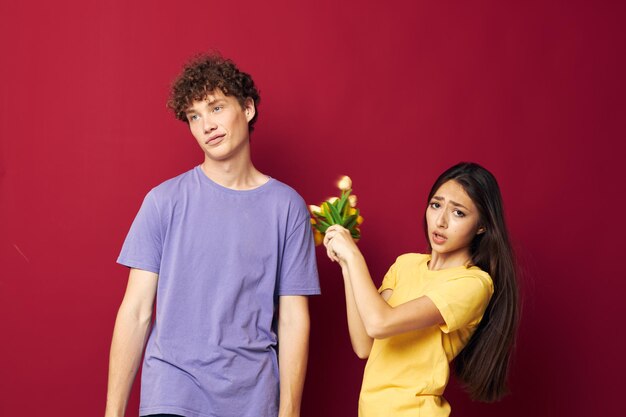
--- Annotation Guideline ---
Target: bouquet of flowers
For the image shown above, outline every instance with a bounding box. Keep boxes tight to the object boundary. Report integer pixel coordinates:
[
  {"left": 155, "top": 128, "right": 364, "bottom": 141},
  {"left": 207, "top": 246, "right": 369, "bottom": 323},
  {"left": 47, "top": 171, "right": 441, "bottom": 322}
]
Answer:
[{"left": 309, "top": 175, "right": 364, "bottom": 246}]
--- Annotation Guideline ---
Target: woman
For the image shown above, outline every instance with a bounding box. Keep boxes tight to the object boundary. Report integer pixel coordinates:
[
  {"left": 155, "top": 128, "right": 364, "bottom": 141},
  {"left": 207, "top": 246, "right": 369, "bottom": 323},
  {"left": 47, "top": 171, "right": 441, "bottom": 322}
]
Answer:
[{"left": 324, "top": 162, "right": 519, "bottom": 416}]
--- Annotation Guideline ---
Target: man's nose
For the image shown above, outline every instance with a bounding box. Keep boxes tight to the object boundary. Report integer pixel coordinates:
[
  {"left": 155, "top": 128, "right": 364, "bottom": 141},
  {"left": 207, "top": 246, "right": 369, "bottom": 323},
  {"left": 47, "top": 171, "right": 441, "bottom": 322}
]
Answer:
[{"left": 203, "top": 116, "right": 217, "bottom": 133}]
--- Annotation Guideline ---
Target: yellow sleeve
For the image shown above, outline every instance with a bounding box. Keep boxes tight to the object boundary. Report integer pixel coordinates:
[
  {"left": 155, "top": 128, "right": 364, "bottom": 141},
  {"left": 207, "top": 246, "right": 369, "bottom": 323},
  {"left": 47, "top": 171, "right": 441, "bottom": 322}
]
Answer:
[
  {"left": 378, "top": 259, "right": 399, "bottom": 293},
  {"left": 424, "top": 273, "right": 493, "bottom": 333}
]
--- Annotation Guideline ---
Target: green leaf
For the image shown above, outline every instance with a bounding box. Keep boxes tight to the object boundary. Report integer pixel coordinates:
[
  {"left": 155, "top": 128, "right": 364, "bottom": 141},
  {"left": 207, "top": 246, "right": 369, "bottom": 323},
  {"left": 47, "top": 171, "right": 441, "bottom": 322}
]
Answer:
[
  {"left": 340, "top": 201, "right": 349, "bottom": 219},
  {"left": 318, "top": 217, "right": 332, "bottom": 227},
  {"left": 317, "top": 213, "right": 331, "bottom": 225},
  {"left": 335, "top": 199, "right": 345, "bottom": 219},
  {"left": 338, "top": 189, "right": 351, "bottom": 218},
  {"left": 327, "top": 201, "right": 342, "bottom": 224},
  {"left": 318, "top": 219, "right": 332, "bottom": 232},
  {"left": 320, "top": 202, "right": 332, "bottom": 223},
  {"left": 344, "top": 214, "right": 358, "bottom": 229}
]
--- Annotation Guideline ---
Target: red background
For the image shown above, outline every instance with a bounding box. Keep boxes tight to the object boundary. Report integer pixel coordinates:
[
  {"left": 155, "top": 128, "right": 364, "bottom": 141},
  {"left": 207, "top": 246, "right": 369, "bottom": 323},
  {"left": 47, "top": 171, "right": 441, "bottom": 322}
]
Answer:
[{"left": 1, "top": 1, "right": 625, "bottom": 416}]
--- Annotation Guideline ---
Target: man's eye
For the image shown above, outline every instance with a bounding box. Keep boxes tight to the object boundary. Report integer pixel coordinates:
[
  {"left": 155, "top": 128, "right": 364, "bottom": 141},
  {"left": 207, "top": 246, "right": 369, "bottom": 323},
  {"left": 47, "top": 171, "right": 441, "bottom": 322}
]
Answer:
[
  {"left": 213, "top": 106, "right": 223, "bottom": 112},
  {"left": 189, "top": 114, "right": 199, "bottom": 121}
]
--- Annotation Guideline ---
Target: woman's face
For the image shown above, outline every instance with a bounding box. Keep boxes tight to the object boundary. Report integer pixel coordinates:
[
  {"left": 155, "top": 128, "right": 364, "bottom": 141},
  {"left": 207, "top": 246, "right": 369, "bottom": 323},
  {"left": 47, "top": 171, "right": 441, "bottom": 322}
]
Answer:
[{"left": 426, "top": 180, "right": 484, "bottom": 259}]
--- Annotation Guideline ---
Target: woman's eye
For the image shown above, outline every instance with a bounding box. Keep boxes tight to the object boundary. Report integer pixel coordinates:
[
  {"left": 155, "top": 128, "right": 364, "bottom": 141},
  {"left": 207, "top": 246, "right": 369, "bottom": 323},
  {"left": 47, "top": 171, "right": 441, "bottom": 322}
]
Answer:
[
  {"left": 453, "top": 209, "right": 465, "bottom": 217},
  {"left": 429, "top": 202, "right": 440, "bottom": 209}
]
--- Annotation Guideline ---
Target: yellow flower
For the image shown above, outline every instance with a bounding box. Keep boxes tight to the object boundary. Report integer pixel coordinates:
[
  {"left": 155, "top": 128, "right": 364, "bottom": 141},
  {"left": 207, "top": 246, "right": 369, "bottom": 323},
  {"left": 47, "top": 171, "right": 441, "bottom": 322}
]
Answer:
[
  {"left": 313, "top": 229, "right": 324, "bottom": 246},
  {"left": 308, "top": 174, "right": 362, "bottom": 246},
  {"left": 337, "top": 175, "right": 352, "bottom": 191}
]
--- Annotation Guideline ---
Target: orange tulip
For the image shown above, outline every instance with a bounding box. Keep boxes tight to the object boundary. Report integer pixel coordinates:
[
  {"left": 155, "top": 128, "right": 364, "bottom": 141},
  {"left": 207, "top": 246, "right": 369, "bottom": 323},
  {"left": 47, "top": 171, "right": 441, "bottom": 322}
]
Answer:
[{"left": 313, "top": 229, "right": 324, "bottom": 246}]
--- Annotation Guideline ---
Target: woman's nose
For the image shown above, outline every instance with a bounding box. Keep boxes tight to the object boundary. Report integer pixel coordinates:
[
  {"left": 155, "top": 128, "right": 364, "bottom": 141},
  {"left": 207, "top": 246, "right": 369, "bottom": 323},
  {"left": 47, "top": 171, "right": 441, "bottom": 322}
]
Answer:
[{"left": 436, "top": 211, "right": 447, "bottom": 228}]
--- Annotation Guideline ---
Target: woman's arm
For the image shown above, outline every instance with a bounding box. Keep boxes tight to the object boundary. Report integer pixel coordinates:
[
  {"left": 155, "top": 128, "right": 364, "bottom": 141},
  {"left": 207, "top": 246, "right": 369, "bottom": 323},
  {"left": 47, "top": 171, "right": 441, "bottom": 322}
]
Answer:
[
  {"left": 325, "top": 226, "right": 444, "bottom": 339},
  {"left": 340, "top": 265, "right": 374, "bottom": 358}
]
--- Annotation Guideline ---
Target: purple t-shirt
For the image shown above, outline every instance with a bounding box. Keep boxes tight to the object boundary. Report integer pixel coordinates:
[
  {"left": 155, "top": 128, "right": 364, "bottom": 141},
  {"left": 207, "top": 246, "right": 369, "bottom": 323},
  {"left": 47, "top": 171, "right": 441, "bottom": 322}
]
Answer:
[{"left": 117, "top": 166, "right": 320, "bottom": 417}]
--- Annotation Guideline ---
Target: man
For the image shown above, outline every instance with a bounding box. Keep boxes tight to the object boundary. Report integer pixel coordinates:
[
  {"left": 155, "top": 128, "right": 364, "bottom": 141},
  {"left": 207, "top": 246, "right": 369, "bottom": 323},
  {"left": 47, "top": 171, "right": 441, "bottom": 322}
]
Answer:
[{"left": 105, "top": 54, "right": 320, "bottom": 417}]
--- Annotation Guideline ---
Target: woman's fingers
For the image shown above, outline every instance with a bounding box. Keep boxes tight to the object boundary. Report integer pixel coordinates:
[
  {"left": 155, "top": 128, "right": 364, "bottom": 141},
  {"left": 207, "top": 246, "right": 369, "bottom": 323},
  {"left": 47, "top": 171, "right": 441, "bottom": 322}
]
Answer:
[
  {"left": 324, "top": 231, "right": 336, "bottom": 261},
  {"left": 326, "top": 244, "right": 335, "bottom": 262},
  {"left": 323, "top": 225, "right": 353, "bottom": 264}
]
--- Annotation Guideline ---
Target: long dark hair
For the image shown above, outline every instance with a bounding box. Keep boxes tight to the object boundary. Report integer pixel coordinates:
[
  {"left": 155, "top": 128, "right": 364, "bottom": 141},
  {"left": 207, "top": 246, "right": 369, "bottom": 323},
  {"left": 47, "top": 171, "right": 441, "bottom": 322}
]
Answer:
[{"left": 423, "top": 162, "right": 519, "bottom": 402}]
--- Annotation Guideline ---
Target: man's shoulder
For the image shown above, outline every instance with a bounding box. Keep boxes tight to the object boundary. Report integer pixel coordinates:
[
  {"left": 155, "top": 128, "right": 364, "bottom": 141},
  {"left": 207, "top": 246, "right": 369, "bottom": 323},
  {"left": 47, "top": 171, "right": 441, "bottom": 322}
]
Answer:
[
  {"left": 267, "top": 178, "right": 303, "bottom": 199},
  {"left": 148, "top": 167, "right": 197, "bottom": 199},
  {"left": 260, "top": 179, "right": 312, "bottom": 231},
  {"left": 266, "top": 178, "right": 309, "bottom": 212}
]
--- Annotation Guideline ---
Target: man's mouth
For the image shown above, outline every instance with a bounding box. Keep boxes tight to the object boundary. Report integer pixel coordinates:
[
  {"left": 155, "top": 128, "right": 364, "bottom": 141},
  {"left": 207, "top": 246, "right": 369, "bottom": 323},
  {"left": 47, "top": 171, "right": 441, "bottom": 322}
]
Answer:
[{"left": 206, "top": 134, "right": 225, "bottom": 145}]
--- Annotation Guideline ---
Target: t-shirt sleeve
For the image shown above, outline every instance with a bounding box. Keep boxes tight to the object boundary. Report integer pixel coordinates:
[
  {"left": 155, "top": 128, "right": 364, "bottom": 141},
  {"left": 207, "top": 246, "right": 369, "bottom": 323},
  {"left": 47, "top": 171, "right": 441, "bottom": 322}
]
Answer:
[
  {"left": 117, "top": 190, "right": 163, "bottom": 274},
  {"left": 378, "top": 259, "right": 399, "bottom": 293},
  {"left": 278, "top": 210, "right": 321, "bottom": 296},
  {"left": 424, "top": 273, "right": 493, "bottom": 334}
]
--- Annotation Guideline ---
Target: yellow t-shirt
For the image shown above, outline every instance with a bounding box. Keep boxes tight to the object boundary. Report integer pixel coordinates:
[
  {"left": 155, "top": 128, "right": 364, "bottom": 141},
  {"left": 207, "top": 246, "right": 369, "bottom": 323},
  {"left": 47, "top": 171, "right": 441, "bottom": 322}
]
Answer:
[{"left": 359, "top": 253, "right": 494, "bottom": 417}]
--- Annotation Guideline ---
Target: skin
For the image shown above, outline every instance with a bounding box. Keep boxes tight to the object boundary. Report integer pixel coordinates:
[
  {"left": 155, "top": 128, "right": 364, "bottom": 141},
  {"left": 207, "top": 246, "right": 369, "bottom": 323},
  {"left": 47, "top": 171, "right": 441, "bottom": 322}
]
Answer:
[
  {"left": 106, "top": 90, "right": 311, "bottom": 417},
  {"left": 425, "top": 180, "right": 485, "bottom": 270},
  {"left": 185, "top": 89, "right": 267, "bottom": 189},
  {"left": 323, "top": 179, "right": 485, "bottom": 358},
  {"left": 105, "top": 269, "right": 157, "bottom": 417}
]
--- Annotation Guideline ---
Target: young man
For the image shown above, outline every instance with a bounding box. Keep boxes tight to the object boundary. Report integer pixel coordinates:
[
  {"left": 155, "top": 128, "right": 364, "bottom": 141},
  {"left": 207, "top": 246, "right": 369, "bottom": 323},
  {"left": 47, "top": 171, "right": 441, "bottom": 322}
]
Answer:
[{"left": 105, "top": 54, "right": 320, "bottom": 417}]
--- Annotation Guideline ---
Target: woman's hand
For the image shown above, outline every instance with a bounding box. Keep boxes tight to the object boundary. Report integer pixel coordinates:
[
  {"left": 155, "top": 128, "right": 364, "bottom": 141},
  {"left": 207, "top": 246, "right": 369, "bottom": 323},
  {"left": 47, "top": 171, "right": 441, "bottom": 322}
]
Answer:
[{"left": 323, "top": 225, "right": 360, "bottom": 267}]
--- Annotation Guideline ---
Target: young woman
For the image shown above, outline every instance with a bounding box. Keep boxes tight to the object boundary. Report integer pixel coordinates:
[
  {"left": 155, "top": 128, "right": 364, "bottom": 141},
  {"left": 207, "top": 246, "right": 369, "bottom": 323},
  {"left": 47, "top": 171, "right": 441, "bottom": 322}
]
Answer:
[{"left": 323, "top": 162, "right": 519, "bottom": 417}]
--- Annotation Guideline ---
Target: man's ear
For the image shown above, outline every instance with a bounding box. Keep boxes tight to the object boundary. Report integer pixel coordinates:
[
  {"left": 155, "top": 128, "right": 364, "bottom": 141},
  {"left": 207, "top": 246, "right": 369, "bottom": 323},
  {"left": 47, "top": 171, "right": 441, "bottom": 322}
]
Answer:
[{"left": 244, "top": 98, "right": 255, "bottom": 122}]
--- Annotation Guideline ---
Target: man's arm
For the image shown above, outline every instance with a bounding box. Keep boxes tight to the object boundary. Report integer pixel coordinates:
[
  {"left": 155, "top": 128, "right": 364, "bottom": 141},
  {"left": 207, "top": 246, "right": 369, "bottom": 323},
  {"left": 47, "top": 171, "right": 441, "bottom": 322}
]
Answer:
[
  {"left": 277, "top": 295, "right": 310, "bottom": 417},
  {"left": 105, "top": 268, "right": 158, "bottom": 417}
]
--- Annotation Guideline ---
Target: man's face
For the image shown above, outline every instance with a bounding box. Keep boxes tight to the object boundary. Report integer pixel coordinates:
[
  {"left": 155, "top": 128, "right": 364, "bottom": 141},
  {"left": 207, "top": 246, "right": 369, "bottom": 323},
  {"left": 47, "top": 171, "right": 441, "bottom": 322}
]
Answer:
[{"left": 185, "top": 90, "right": 255, "bottom": 162}]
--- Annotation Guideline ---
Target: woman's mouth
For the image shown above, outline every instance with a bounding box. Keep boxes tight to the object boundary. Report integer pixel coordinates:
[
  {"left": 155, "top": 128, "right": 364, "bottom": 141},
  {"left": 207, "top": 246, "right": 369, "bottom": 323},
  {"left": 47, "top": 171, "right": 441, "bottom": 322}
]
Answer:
[{"left": 432, "top": 232, "right": 447, "bottom": 245}]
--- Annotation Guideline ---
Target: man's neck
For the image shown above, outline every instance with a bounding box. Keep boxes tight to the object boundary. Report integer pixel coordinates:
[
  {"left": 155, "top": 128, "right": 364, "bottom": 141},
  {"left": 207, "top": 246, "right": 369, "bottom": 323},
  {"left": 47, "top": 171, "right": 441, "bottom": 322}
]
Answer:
[{"left": 200, "top": 157, "right": 268, "bottom": 190}]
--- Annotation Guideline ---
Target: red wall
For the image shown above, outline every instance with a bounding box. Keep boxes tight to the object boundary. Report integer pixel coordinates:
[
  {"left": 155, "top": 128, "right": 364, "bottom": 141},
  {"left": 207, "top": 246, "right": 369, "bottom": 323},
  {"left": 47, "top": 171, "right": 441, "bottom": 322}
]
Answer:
[{"left": 1, "top": 1, "right": 624, "bottom": 416}]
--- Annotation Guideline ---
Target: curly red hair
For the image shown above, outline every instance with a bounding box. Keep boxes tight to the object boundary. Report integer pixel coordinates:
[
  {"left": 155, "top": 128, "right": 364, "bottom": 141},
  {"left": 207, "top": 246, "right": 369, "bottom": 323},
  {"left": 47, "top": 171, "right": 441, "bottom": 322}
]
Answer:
[{"left": 167, "top": 53, "right": 261, "bottom": 131}]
